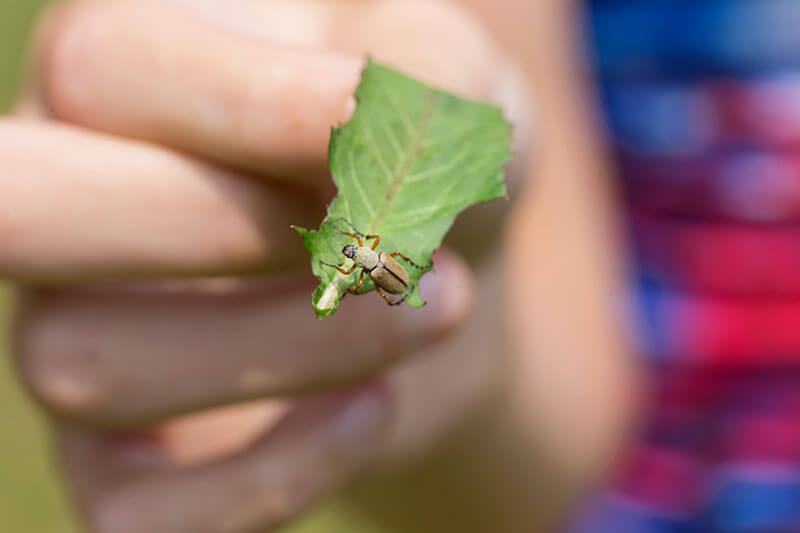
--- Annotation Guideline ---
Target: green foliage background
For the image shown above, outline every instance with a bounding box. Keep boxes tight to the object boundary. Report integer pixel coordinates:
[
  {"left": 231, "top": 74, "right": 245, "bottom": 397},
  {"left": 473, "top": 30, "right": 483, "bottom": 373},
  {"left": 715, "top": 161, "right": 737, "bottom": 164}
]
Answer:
[
  {"left": 0, "top": 3, "right": 380, "bottom": 532},
  {"left": 0, "top": 4, "right": 78, "bottom": 532}
]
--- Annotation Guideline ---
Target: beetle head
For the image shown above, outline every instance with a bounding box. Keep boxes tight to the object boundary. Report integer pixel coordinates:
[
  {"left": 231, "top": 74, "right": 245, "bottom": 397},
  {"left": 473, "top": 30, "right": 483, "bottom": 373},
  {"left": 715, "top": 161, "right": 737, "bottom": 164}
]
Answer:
[{"left": 342, "top": 245, "right": 357, "bottom": 259}]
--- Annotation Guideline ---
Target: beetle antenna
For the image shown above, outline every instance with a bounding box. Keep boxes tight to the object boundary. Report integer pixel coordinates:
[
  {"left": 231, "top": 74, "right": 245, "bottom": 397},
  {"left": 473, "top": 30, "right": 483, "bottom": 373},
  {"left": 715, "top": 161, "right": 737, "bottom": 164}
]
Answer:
[
  {"left": 397, "top": 255, "right": 433, "bottom": 270},
  {"left": 327, "top": 216, "right": 364, "bottom": 237},
  {"left": 318, "top": 259, "right": 343, "bottom": 269},
  {"left": 322, "top": 218, "right": 348, "bottom": 235}
]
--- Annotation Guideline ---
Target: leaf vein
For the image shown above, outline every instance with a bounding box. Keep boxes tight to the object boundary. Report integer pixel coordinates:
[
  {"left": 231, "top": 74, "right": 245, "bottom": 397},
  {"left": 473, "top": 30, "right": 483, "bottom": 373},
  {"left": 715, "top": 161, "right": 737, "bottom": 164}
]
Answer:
[
  {"left": 349, "top": 150, "right": 375, "bottom": 217},
  {"left": 378, "top": 76, "right": 416, "bottom": 137},
  {"left": 371, "top": 90, "right": 438, "bottom": 231},
  {"left": 361, "top": 121, "right": 392, "bottom": 181},
  {"left": 405, "top": 142, "right": 472, "bottom": 184}
]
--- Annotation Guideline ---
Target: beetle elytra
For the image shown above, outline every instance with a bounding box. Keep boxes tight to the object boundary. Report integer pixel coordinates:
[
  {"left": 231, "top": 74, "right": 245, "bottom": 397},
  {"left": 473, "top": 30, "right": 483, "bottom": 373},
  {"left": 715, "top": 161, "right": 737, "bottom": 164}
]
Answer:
[{"left": 319, "top": 218, "right": 430, "bottom": 306}]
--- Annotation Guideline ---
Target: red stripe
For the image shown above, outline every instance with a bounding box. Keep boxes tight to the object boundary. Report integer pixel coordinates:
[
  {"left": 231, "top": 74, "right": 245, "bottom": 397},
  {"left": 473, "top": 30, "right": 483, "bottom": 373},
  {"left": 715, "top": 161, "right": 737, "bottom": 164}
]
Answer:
[
  {"left": 639, "top": 285, "right": 800, "bottom": 363},
  {"left": 631, "top": 209, "right": 800, "bottom": 296}
]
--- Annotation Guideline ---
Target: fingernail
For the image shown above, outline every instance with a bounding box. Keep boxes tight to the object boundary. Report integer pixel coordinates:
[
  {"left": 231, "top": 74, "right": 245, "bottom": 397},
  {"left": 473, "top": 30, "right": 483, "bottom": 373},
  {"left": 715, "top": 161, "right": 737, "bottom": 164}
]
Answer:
[{"left": 403, "top": 251, "right": 474, "bottom": 335}]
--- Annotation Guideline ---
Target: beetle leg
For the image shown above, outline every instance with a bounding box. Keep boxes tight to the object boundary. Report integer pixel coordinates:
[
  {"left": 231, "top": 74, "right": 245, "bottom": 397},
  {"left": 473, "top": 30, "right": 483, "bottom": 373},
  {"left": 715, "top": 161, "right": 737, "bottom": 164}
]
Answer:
[
  {"left": 344, "top": 232, "right": 364, "bottom": 247},
  {"left": 389, "top": 252, "right": 431, "bottom": 270},
  {"left": 375, "top": 286, "right": 405, "bottom": 306},
  {"left": 366, "top": 235, "right": 380, "bottom": 250},
  {"left": 348, "top": 270, "right": 366, "bottom": 294},
  {"left": 319, "top": 260, "right": 357, "bottom": 275}
]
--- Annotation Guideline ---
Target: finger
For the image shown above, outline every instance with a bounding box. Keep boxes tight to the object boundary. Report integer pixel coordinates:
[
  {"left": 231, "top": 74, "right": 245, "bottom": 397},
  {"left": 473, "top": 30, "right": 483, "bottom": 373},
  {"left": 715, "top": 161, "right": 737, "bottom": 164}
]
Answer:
[
  {"left": 58, "top": 386, "right": 389, "bottom": 533},
  {"left": 16, "top": 250, "right": 473, "bottom": 425},
  {"left": 43, "top": 0, "right": 361, "bottom": 182},
  {"left": 38, "top": 0, "right": 529, "bottom": 182},
  {"left": 182, "top": 0, "right": 535, "bottom": 166},
  {"left": 0, "top": 119, "right": 322, "bottom": 282},
  {"left": 503, "top": 1, "right": 638, "bottom": 482}
]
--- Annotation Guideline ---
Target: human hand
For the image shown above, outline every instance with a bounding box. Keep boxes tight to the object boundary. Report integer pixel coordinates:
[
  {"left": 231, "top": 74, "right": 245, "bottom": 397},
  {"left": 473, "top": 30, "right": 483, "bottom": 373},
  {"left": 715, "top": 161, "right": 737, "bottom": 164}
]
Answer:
[{"left": 7, "top": 1, "right": 531, "bottom": 531}]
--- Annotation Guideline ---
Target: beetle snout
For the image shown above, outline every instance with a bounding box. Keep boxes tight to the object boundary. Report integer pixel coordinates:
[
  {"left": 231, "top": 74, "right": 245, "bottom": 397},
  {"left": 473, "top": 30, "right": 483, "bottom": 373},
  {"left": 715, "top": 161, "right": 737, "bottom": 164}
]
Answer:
[{"left": 342, "top": 245, "right": 357, "bottom": 258}]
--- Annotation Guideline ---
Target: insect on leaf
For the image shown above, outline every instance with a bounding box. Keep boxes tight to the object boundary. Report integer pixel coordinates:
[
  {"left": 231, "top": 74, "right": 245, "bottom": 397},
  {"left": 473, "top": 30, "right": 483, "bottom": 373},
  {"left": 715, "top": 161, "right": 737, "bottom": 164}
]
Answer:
[{"left": 294, "top": 60, "right": 512, "bottom": 318}]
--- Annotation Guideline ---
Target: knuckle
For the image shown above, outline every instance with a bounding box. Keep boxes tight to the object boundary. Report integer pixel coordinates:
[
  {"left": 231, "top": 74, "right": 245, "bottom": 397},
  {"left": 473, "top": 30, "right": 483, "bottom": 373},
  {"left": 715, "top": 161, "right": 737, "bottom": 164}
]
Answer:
[
  {"left": 41, "top": 0, "right": 112, "bottom": 119},
  {"left": 15, "top": 306, "right": 112, "bottom": 421}
]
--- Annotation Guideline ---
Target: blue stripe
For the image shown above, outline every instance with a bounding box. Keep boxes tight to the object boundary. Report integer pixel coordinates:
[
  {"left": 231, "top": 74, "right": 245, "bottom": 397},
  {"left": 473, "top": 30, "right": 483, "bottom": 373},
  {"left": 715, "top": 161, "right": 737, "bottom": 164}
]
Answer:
[
  {"left": 702, "top": 470, "right": 800, "bottom": 531},
  {"left": 567, "top": 494, "right": 697, "bottom": 533},
  {"left": 585, "top": 1, "right": 800, "bottom": 77}
]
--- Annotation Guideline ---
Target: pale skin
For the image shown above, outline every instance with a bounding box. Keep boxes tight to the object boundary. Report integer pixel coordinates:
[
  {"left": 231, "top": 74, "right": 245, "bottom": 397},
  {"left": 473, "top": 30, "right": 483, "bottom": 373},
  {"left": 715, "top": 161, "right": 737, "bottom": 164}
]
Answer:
[{"left": 7, "top": 1, "right": 636, "bottom": 532}]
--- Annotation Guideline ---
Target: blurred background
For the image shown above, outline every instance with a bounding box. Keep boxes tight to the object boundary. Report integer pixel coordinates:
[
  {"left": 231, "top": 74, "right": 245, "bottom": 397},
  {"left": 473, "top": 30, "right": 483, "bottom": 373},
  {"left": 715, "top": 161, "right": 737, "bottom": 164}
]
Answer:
[{"left": 570, "top": 1, "right": 800, "bottom": 531}]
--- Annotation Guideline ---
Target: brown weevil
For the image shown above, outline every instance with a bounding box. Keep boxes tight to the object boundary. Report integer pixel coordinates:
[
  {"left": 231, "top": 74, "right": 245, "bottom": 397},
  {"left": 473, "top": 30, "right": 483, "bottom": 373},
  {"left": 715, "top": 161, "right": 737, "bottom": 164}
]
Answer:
[{"left": 320, "top": 218, "right": 431, "bottom": 306}]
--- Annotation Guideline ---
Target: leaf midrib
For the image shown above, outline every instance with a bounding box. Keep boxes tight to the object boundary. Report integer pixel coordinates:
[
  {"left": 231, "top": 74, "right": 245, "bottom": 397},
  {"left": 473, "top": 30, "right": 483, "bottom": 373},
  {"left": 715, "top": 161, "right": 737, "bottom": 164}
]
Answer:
[{"left": 369, "top": 90, "right": 438, "bottom": 232}]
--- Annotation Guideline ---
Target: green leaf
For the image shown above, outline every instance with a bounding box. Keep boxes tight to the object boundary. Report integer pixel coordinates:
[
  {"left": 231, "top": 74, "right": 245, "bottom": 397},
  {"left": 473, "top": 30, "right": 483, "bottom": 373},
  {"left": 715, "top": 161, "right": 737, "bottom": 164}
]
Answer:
[{"left": 294, "top": 59, "right": 512, "bottom": 318}]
